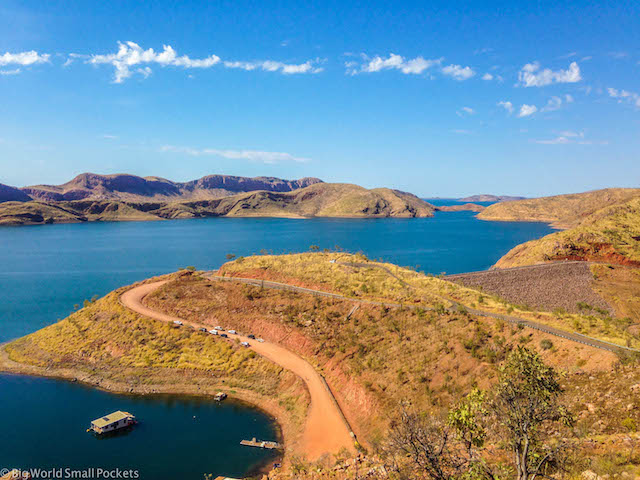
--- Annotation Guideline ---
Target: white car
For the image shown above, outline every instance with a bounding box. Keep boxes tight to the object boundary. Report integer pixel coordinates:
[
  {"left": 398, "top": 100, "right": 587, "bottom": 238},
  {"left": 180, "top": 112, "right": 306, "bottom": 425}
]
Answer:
[
  {"left": 214, "top": 326, "right": 223, "bottom": 330},
  {"left": 241, "top": 341, "right": 250, "bottom": 347},
  {"left": 228, "top": 330, "right": 237, "bottom": 334},
  {"left": 257, "top": 338, "right": 265, "bottom": 343},
  {"left": 173, "top": 320, "right": 183, "bottom": 326},
  {"left": 208, "top": 329, "right": 218, "bottom": 335}
]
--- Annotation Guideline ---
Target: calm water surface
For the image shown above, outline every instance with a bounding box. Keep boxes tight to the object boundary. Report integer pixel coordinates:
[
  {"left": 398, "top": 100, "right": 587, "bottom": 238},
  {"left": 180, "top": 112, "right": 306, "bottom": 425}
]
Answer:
[{"left": 0, "top": 209, "right": 553, "bottom": 478}]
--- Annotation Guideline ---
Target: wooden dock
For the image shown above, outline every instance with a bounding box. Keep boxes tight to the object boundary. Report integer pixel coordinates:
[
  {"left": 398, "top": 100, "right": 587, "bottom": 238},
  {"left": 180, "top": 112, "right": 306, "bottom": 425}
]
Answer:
[{"left": 240, "top": 437, "right": 282, "bottom": 450}]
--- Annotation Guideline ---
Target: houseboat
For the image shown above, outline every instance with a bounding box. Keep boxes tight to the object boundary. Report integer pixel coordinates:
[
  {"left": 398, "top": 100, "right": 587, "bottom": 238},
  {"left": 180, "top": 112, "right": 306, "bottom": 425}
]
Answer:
[
  {"left": 214, "top": 392, "right": 227, "bottom": 402},
  {"left": 88, "top": 411, "right": 136, "bottom": 435}
]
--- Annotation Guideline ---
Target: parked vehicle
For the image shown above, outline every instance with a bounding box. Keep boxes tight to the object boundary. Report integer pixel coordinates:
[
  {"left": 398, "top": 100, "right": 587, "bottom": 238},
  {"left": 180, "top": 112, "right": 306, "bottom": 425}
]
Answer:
[
  {"left": 173, "top": 320, "right": 183, "bottom": 326},
  {"left": 214, "top": 326, "right": 223, "bottom": 330},
  {"left": 228, "top": 330, "right": 237, "bottom": 334},
  {"left": 208, "top": 329, "right": 218, "bottom": 335},
  {"left": 257, "top": 338, "right": 265, "bottom": 343},
  {"left": 198, "top": 327, "right": 207, "bottom": 332},
  {"left": 241, "top": 342, "right": 250, "bottom": 347},
  {"left": 248, "top": 334, "right": 256, "bottom": 339},
  {"left": 220, "top": 333, "right": 228, "bottom": 338}
]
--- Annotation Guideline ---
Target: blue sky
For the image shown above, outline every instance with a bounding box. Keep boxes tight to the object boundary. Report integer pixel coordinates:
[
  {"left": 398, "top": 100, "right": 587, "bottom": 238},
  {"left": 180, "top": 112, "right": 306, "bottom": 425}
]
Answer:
[{"left": 0, "top": 0, "right": 638, "bottom": 197}]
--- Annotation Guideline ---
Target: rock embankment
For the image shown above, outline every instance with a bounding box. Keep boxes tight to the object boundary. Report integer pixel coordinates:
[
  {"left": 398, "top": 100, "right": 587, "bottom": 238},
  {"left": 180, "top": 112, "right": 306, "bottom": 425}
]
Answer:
[{"left": 447, "top": 262, "right": 614, "bottom": 315}]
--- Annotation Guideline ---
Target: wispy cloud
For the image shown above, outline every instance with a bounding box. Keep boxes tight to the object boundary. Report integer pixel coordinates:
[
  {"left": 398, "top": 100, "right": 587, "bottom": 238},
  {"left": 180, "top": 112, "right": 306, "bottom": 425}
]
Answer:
[
  {"left": 497, "top": 101, "right": 514, "bottom": 114},
  {"left": 518, "top": 104, "right": 538, "bottom": 117},
  {"left": 159, "top": 145, "right": 310, "bottom": 164},
  {"left": 457, "top": 106, "right": 475, "bottom": 117},
  {"left": 87, "top": 41, "right": 322, "bottom": 83},
  {"left": 441, "top": 64, "right": 475, "bottom": 80},
  {"left": 0, "top": 50, "right": 50, "bottom": 67},
  {"left": 223, "top": 59, "right": 324, "bottom": 74},
  {"left": 535, "top": 131, "right": 607, "bottom": 145},
  {"left": 517, "top": 61, "right": 581, "bottom": 87},
  {"left": 89, "top": 42, "right": 221, "bottom": 83},
  {"left": 345, "top": 53, "right": 442, "bottom": 75},
  {"left": 101, "top": 134, "right": 118, "bottom": 140},
  {"left": 540, "top": 94, "right": 574, "bottom": 112},
  {"left": 0, "top": 68, "right": 22, "bottom": 75},
  {"left": 451, "top": 129, "right": 474, "bottom": 135},
  {"left": 608, "top": 87, "right": 640, "bottom": 108}
]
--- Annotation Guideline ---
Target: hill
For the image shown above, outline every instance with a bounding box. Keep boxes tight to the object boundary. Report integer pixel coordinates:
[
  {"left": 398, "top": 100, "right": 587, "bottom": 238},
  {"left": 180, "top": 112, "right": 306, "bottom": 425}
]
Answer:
[
  {"left": 459, "top": 194, "right": 526, "bottom": 202},
  {"left": 19, "top": 172, "right": 323, "bottom": 202},
  {"left": 478, "top": 187, "right": 640, "bottom": 229},
  {"left": 0, "top": 183, "right": 435, "bottom": 225},
  {"left": 4, "top": 254, "right": 640, "bottom": 476},
  {"left": 0, "top": 183, "right": 32, "bottom": 203},
  {"left": 494, "top": 196, "right": 640, "bottom": 269}
]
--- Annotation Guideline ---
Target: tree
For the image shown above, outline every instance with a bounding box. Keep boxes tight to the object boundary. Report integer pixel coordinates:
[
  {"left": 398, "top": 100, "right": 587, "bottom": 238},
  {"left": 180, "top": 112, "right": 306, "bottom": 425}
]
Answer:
[
  {"left": 489, "top": 347, "right": 573, "bottom": 480},
  {"left": 225, "top": 253, "right": 236, "bottom": 260},
  {"left": 309, "top": 245, "right": 320, "bottom": 251},
  {"left": 384, "top": 397, "right": 492, "bottom": 480}
]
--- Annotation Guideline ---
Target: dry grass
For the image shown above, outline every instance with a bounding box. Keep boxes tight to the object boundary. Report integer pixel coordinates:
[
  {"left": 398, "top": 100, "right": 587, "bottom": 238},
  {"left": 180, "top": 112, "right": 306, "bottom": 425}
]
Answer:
[
  {"left": 478, "top": 187, "right": 640, "bottom": 228},
  {"left": 2, "top": 284, "right": 307, "bottom": 430},
  {"left": 219, "top": 252, "right": 640, "bottom": 348}
]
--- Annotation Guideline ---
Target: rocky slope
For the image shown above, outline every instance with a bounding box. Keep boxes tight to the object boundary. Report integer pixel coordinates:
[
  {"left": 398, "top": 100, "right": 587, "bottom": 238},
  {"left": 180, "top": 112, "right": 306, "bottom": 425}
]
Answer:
[
  {"left": 478, "top": 187, "right": 640, "bottom": 229},
  {"left": 0, "top": 182, "right": 435, "bottom": 225}
]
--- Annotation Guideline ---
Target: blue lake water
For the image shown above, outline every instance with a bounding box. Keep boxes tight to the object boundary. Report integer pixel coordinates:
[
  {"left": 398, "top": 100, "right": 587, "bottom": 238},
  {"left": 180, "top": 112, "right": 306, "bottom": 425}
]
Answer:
[{"left": 0, "top": 208, "right": 553, "bottom": 478}]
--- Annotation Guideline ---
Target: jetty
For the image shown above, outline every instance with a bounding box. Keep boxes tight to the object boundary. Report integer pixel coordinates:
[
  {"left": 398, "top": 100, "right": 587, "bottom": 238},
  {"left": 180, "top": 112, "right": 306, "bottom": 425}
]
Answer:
[{"left": 240, "top": 437, "right": 282, "bottom": 449}]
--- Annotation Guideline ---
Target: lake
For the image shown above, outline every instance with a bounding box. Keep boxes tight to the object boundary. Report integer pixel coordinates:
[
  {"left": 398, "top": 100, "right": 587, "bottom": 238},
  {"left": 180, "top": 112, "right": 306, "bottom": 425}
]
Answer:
[{"left": 0, "top": 207, "right": 553, "bottom": 478}]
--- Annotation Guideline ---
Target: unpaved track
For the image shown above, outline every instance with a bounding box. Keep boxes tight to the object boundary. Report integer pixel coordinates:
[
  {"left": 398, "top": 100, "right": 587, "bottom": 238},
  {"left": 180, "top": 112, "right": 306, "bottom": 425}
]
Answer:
[
  {"left": 209, "top": 267, "right": 638, "bottom": 354},
  {"left": 120, "top": 281, "right": 355, "bottom": 460}
]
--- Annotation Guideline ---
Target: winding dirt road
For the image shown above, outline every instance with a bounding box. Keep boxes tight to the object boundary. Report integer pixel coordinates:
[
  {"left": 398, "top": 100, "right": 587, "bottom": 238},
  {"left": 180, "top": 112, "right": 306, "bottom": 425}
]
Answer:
[{"left": 120, "top": 281, "right": 355, "bottom": 460}]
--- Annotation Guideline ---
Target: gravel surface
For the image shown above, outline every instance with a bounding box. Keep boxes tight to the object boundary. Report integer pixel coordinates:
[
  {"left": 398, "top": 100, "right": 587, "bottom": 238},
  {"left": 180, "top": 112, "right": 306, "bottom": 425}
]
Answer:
[{"left": 448, "top": 262, "right": 614, "bottom": 314}]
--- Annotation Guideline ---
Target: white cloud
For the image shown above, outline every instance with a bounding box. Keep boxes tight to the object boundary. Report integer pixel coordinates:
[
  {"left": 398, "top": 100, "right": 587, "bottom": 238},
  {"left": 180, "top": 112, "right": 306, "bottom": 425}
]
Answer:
[
  {"left": 223, "top": 59, "right": 323, "bottom": 74},
  {"left": 518, "top": 104, "right": 538, "bottom": 117},
  {"left": 102, "top": 134, "right": 118, "bottom": 140},
  {"left": 497, "top": 101, "right": 514, "bottom": 114},
  {"left": 346, "top": 53, "right": 442, "bottom": 75},
  {"left": 482, "top": 73, "right": 493, "bottom": 80},
  {"left": 89, "top": 42, "right": 221, "bottom": 83},
  {"left": 457, "top": 106, "right": 475, "bottom": 116},
  {"left": 608, "top": 87, "right": 640, "bottom": 108},
  {"left": 0, "top": 68, "right": 21, "bottom": 75},
  {"left": 0, "top": 50, "right": 50, "bottom": 67},
  {"left": 159, "top": 145, "right": 310, "bottom": 164},
  {"left": 535, "top": 131, "right": 607, "bottom": 145},
  {"left": 518, "top": 61, "right": 582, "bottom": 87},
  {"left": 441, "top": 64, "right": 475, "bottom": 80},
  {"left": 452, "top": 129, "right": 474, "bottom": 135}
]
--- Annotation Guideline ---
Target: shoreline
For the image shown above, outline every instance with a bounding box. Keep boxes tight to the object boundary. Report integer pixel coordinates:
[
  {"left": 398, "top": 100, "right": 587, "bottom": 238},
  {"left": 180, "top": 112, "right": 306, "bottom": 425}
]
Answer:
[{"left": 0, "top": 345, "right": 293, "bottom": 473}]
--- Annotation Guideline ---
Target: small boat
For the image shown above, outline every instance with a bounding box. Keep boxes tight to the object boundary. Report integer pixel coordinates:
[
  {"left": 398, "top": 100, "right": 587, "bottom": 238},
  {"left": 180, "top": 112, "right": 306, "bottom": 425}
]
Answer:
[
  {"left": 87, "top": 411, "right": 136, "bottom": 435},
  {"left": 214, "top": 392, "right": 227, "bottom": 402}
]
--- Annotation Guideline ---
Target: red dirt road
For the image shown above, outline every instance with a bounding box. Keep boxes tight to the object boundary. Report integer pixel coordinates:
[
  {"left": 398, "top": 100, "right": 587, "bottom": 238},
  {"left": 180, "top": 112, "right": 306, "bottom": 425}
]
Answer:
[{"left": 120, "top": 281, "right": 355, "bottom": 460}]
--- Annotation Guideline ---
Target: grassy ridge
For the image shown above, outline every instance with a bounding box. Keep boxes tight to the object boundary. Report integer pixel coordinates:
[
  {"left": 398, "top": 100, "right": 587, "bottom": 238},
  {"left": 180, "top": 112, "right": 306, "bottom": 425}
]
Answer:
[
  {"left": 494, "top": 196, "right": 640, "bottom": 268},
  {"left": 478, "top": 187, "right": 640, "bottom": 228},
  {"left": 220, "top": 252, "right": 640, "bottom": 348}
]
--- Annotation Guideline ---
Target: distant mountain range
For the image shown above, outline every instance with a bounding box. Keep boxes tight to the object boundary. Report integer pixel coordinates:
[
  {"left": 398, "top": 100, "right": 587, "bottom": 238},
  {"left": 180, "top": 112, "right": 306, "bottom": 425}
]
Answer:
[
  {"left": 458, "top": 194, "right": 526, "bottom": 202},
  {"left": 6, "top": 173, "right": 323, "bottom": 203},
  {"left": 0, "top": 173, "right": 435, "bottom": 225}
]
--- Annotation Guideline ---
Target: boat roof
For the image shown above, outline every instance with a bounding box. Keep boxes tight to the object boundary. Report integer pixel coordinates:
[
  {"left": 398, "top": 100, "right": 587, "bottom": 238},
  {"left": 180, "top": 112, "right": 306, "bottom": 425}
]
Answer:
[{"left": 92, "top": 411, "right": 133, "bottom": 427}]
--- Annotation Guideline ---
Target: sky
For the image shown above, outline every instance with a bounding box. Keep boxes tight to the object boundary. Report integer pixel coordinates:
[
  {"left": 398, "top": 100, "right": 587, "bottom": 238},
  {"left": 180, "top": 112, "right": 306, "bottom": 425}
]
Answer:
[{"left": 0, "top": 0, "right": 639, "bottom": 197}]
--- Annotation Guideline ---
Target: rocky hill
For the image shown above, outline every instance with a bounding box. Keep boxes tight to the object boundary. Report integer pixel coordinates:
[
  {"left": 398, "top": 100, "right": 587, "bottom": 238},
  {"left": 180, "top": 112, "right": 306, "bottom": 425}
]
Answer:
[
  {"left": 459, "top": 194, "right": 526, "bottom": 202},
  {"left": 478, "top": 187, "right": 640, "bottom": 229},
  {"left": 0, "top": 183, "right": 32, "bottom": 203},
  {"left": 0, "top": 182, "right": 435, "bottom": 225},
  {"left": 19, "top": 172, "right": 323, "bottom": 202}
]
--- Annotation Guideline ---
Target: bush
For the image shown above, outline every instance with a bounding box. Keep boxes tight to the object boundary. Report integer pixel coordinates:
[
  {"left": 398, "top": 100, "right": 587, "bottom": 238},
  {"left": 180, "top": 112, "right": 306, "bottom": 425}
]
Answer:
[{"left": 540, "top": 339, "right": 553, "bottom": 350}]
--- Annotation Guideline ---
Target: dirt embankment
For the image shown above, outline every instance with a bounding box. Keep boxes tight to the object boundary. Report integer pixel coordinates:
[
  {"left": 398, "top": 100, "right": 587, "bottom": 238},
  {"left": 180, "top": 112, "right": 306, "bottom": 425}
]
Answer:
[
  {"left": 447, "top": 262, "right": 614, "bottom": 315},
  {"left": 122, "top": 281, "right": 356, "bottom": 461}
]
